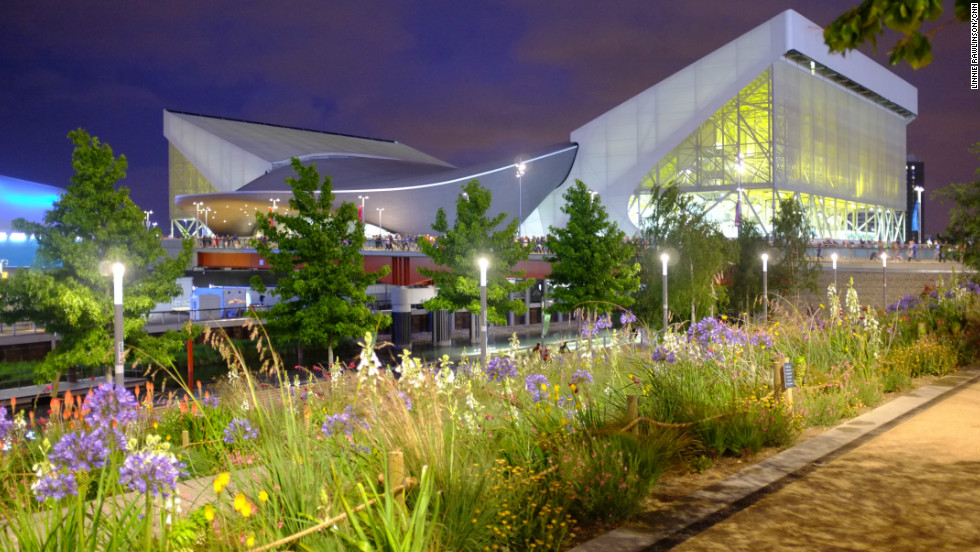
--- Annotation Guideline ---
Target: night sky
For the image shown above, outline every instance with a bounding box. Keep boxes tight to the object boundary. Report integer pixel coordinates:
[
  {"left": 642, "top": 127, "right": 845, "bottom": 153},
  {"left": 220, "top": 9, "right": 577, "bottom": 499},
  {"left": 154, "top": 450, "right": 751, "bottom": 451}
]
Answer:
[{"left": 1, "top": 1, "right": 976, "bottom": 236}]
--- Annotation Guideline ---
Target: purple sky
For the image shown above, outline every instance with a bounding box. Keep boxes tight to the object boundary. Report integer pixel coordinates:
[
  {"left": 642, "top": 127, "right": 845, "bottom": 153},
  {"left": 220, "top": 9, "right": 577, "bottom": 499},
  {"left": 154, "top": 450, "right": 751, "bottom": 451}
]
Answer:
[{"left": 1, "top": 1, "right": 976, "bottom": 237}]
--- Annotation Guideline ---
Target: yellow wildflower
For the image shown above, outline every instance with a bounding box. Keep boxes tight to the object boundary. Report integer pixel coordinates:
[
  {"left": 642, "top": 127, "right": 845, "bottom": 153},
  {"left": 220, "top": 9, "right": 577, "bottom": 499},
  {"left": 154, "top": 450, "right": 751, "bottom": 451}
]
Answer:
[
  {"left": 213, "top": 472, "right": 231, "bottom": 494},
  {"left": 258, "top": 490, "right": 269, "bottom": 503},
  {"left": 246, "top": 535, "right": 255, "bottom": 547},
  {"left": 204, "top": 504, "right": 214, "bottom": 522},
  {"left": 234, "top": 493, "right": 248, "bottom": 512}
]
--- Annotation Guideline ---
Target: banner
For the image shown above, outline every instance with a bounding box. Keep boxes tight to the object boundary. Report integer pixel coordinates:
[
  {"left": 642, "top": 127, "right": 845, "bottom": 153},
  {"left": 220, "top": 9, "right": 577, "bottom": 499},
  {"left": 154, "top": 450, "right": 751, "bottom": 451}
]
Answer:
[{"left": 911, "top": 202, "right": 920, "bottom": 232}]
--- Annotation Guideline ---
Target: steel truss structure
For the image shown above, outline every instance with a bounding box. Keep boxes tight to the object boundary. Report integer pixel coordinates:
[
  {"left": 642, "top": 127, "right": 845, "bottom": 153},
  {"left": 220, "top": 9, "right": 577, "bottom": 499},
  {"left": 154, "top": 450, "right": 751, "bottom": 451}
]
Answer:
[{"left": 626, "top": 62, "right": 909, "bottom": 242}]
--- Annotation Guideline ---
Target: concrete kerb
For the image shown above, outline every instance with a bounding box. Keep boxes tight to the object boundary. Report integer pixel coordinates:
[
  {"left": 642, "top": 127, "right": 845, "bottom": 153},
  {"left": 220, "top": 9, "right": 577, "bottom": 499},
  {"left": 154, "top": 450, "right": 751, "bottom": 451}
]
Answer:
[{"left": 568, "top": 368, "right": 980, "bottom": 552}]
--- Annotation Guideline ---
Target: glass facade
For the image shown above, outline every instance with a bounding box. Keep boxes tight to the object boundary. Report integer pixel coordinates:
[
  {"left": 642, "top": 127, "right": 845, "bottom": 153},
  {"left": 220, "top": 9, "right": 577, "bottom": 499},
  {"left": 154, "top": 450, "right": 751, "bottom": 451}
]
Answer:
[
  {"left": 169, "top": 143, "right": 218, "bottom": 220},
  {"left": 628, "top": 57, "right": 909, "bottom": 241}
]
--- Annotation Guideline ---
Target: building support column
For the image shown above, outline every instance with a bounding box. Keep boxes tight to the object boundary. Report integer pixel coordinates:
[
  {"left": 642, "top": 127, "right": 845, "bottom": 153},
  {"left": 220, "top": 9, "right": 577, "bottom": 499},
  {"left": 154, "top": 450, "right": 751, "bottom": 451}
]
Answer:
[
  {"left": 469, "top": 312, "right": 481, "bottom": 344},
  {"left": 524, "top": 287, "right": 531, "bottom": 325},
  {"left": 433, "top": 310, "right": 452, "bottom": 347},
  {"left": 391, "top": 286, "right": 413, "bottom": 352}
]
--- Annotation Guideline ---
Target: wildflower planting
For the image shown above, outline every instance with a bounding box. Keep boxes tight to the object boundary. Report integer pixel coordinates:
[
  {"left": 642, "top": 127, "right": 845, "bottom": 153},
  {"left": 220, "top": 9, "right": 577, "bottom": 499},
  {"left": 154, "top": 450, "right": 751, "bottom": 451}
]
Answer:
[{"left": 0, "top": 277, "right": 977, "bottom": 550}]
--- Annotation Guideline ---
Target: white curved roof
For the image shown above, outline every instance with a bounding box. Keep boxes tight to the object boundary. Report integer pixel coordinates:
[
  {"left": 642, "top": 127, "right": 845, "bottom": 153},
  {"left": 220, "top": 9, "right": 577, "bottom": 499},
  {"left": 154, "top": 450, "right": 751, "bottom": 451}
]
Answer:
[{"left": 164, "top": 110, "right": 453, "bottom": 193}]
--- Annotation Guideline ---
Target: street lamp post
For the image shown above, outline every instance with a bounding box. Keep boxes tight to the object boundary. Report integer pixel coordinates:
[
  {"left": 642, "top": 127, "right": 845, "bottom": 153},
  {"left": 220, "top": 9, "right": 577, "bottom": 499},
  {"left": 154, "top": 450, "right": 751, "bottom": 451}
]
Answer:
[
  {"left": 516, "top": 161, "right": 526, "bottom": 237},
  {"left": 660, "top": 253, "right": 669, "bottom": 333},
  {"left": 143, "top": 210, "right": 153, "bottom": 230},
  {"left": 477, "top": 257, "right": 489, "bottom": 367},
  {"left": 913, "top": 185, "right": 924, "bottom": 245},
  {"left": 193, "top": 202, "right": 211, "bottom": 237},
  {"left": 761, "top": 253, "right": 769, "bottom": 326},
  {"left": 831, "top": 252, "right": 838, "bottom": 290},
  {"left": 376, "top": 207, "right": 385, "bottom": 230},
  {"left": 269, "top": 198, "right": 281, "bottom": 212},
  {"left": 881, "top": 252, "right": 888, "bottom": 309},
  {"left": 358, "top": 195, "right": 369, "bottom": 223},
  {"left": 111, "top": 262, "right": 125, "bottom": 387}
]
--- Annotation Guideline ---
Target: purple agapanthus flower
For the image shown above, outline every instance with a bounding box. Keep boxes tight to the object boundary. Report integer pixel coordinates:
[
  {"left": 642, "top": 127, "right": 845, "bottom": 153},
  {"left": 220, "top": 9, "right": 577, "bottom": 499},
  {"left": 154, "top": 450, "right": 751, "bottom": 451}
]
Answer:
[
  {"left": 485, "top": 357, "right": 517, "bottom": 382},
  {"left": 886, "top": 294, "right": 922, "bottom": 313},
  {"left": 398, "top": 391, "right": 412, "bottom": 411},
  {"left": 202, "top": 395, "right": 219, "bottom": 409},
  {"left": 83, "top": 383, "right": 138, "bottom": 428},
  {"left": 651, "top": 346, "right": 677, "bottom": 363},
  {"left": 49, "top": 429, "right": 110, "bottom": 473},
  {"left": 321, "top": 406, "right": 369, "bottom": 438},
  {"left": 32, "top": 470, "right": 78, "bottom": 502},
  {"left": 0, "top": 406, "right": 13, "bottom": 442},
  {"left": 222, "top": 417, "right": 258, "bottom": 444},
  {"left": 620, "top": 311, "right": 638, "bottom": 325},
  {"left": 118, "top": 451, "right": 186, "bottom": 498},
  {"left": 749, "top": 332, "right": 775, "bottom": 349},
  {"left": 524, "top": 374, "right": 550, "bottom": 403},
  {"left": 581, "top": 323, "right": 598, "bottom": 337},
  {"left": 570, "top": 369, "right": 593, "bottom": 385},
  {"left": 595, "top": 314, "right": 613, "bottom": 330}
]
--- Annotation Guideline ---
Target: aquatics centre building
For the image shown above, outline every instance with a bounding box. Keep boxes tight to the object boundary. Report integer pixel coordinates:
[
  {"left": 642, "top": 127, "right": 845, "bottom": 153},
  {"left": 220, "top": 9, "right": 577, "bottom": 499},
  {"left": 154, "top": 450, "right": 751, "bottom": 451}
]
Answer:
[{"left": 167, "top": 9, "right": 916, "bottom": 242}]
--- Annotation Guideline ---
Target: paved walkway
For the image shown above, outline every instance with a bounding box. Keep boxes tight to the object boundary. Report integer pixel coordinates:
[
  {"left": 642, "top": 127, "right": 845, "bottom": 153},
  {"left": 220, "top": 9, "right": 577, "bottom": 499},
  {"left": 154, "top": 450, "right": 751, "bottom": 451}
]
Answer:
[{"left": 572, "top": 369, "right": 980, "bottom": 552}]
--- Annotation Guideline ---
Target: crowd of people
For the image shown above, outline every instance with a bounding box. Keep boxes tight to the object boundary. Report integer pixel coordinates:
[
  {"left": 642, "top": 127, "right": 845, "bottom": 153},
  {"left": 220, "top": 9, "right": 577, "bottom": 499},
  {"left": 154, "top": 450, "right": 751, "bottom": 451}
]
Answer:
[
  {"left": 809, "top": 238, "right": 966, "bottom": 263},
  {"left": 184, "top": 232, "right": 967, "bottom": 264}
]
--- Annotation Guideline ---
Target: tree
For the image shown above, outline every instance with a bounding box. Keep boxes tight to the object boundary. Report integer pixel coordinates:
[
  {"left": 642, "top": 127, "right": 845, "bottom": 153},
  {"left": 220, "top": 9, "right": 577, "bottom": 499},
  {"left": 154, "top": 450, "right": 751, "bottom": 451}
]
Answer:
[
  {"left": 416, "top": 180, "right": 533, "bottom": 325},
  {"left": 250, "top": 159, "right": 390, "bottom": 367},
  {"left": 545, "top": 180, "right": 640, "bottom": 314},
  {"left": 636, "top": 181, "right": 692, "bottom": 246},
  {"left": 0, "top": 129, "right": 193, "bottom": 384},
  {"left": 935, "top": 143, "right": 980, "bottom": 272},
  {"left": 727, "top": 220, "right": 767, "bottom": 317},
  {"left": 634, "top": 183, "right": 733, "bottom": 327},
  {"left": 825, "top": 0, "right": 971, "bottom": 69},
  {"left": 769, "top": 196, "right": 819, "bottom": 298}
]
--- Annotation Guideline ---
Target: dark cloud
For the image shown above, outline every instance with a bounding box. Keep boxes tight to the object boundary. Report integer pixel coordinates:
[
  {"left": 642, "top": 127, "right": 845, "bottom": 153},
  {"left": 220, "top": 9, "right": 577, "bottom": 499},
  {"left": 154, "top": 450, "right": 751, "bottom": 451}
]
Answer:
[{"left": 0, "top": 0, "right": 975, "bottom": 237}]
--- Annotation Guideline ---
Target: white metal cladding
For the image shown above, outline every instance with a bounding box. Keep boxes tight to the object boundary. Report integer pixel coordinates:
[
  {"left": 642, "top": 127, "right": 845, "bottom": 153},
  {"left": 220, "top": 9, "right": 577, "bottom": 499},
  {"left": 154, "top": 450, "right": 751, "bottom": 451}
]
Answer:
[
  {"left": 526, "top": 9, "right": 916, "bottom": 236},
  {"left": 164, "top": 111, "right": 271, "bottom": 193}
]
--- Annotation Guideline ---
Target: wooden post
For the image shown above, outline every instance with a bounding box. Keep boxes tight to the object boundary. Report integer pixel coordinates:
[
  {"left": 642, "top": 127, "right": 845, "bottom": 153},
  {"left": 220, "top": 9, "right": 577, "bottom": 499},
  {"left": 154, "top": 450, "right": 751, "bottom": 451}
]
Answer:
[
  {"left": 388, "top": 449, "right": 406, "bottom": 507},
  {"left": 773, "top": 357, "right": 784, "bottom": 404},
  {"left": 187, "top": 338, "right": 195, "bottom": 391},
  {"left": 626, "top": 394, "right": 639, "bottom": 435},
  {"left": 181, "top": 429, "right": 190, "bottom": 448},
  {"left": 917, "top": 322, "right": 926, "bottom": 338}
]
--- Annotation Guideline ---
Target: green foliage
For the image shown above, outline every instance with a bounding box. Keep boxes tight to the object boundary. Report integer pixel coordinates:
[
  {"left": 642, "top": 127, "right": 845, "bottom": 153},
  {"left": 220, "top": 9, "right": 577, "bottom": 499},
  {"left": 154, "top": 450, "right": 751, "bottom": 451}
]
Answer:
[
  {"left": 935, "top": 144, "right": 980, "bottom": 274},
  {"left": 250, "top": 158, "right": 390, "bottom": 366},
  {"left": 416, "top": 179, "right": 534, "bottom": 324},
  {"left": 727, "top": 220, "right": 767, "bottom": 316},
  {"left": 336, "top": 465, "right": 440, "bottom": 552},
  {"left": 636, "top": 180, "right": 692, "bottom": 246},
  {"left": 635, "top": 182, "right": 733, "bottom": 326},
  {"left": 824, "top": 0, "right": 970, "bottom": 68},
  {"left": 770, "top": 197, "right": 819, "bottom": 299},
  {"left": 0, "top": 129, "right": 193, "bottom": 384},
  {"left": 545, "top": 180, "right": 640, "bottom": 314}
]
